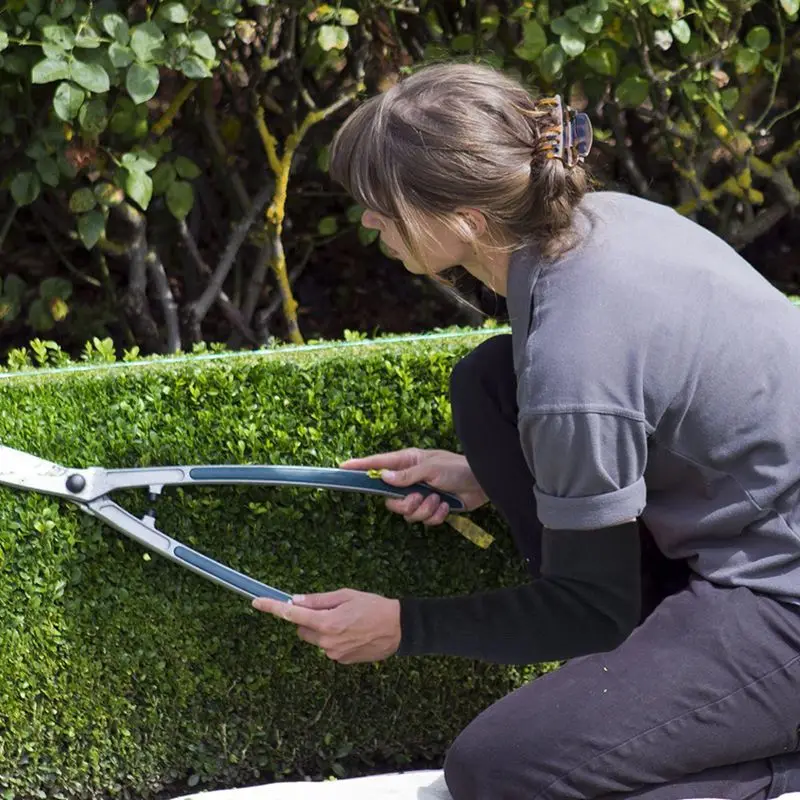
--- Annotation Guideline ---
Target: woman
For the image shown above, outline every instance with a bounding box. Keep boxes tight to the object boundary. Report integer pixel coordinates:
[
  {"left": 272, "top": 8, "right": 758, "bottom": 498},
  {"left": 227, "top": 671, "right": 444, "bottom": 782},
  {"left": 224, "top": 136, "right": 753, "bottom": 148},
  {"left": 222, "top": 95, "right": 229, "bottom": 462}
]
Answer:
[{"left": 252, "top": 63, "right": 800, "bottom": 800}]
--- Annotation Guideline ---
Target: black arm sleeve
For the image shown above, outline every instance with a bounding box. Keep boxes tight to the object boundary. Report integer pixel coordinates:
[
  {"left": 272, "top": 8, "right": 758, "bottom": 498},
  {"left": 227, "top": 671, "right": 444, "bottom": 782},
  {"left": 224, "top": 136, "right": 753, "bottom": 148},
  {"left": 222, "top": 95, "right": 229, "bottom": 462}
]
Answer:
[{"left": 395, "top": 521, "right": 641, "bottom": 664}]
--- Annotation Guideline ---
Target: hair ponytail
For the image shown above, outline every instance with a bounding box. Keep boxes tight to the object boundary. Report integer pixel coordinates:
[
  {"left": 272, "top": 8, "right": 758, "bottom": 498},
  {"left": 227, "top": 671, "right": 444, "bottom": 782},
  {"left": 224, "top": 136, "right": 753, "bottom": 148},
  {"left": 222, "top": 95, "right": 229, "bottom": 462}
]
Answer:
[{"left": 330, "top": 63, "right": 593, "bottom": 263}]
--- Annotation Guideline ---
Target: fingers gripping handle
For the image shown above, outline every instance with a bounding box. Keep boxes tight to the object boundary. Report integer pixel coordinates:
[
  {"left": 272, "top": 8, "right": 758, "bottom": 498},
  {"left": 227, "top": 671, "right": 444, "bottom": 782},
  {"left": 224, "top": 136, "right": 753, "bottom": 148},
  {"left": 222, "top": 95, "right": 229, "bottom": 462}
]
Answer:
[{"left": 188, "top": 466, "right": 467, "bottom": 511}]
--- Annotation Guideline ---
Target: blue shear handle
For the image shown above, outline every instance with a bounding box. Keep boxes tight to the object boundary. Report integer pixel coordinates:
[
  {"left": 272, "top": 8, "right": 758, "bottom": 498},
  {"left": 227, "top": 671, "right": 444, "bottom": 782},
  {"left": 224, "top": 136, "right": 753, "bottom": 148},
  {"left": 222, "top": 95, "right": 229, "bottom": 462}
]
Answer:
[
  {"left": 187, "top": 466, "right": 466, "bottom": 512},
  {"left": 174, "top": 545, "right": 292, "bottom": 602}
]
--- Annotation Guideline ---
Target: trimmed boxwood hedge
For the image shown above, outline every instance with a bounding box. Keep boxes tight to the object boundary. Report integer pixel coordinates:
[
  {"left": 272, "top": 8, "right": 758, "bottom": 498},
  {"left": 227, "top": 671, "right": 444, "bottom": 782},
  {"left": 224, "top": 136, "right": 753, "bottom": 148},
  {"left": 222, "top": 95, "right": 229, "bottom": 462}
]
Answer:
[{"left": 0, "top": 328, "right": 554, "bottom": 800}]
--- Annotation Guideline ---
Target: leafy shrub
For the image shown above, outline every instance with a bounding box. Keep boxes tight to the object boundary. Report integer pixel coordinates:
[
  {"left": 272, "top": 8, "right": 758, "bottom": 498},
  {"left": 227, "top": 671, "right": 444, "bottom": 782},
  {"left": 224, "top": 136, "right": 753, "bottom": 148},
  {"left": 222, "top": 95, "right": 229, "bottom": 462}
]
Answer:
[
  {"left": 0, "top": 1, "right": 797, "bottom": 366},
  {"left": 0, "top": 328, "right": 552, "bottom": 799},
  {"left": 420, "top": 0, "right": 800, "bottom": 247}
]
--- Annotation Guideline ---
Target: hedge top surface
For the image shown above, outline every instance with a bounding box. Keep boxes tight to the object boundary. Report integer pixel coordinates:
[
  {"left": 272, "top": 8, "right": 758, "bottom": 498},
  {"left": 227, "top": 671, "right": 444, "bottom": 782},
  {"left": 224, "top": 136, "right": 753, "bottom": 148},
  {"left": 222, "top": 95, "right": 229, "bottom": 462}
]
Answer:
[{"left": 0, "top": 327, "right": 508, "bottom": 385}]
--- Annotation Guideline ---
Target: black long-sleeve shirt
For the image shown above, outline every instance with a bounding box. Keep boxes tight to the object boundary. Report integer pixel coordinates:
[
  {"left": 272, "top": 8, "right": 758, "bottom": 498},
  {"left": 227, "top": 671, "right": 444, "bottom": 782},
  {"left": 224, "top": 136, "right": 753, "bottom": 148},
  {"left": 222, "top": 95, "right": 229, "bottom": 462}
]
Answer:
[{"left": 396, "top": 521, "right": 641, "bottom": 664}]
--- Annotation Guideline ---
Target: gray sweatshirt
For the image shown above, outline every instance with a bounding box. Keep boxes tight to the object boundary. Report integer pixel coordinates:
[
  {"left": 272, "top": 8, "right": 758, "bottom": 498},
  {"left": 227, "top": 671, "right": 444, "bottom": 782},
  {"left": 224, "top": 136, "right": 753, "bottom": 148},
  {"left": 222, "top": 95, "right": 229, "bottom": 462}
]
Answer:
[{"left": 507, "top": 191, "right": 800, "bottom": 605}]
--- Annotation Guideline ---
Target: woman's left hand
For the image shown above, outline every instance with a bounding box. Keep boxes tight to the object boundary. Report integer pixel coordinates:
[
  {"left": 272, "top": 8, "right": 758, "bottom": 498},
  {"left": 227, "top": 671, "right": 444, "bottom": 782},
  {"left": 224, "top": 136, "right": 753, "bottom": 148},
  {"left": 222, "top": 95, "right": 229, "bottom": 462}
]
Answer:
[{"left": 252, "top": 588, "right": 402, "bottom": 664}]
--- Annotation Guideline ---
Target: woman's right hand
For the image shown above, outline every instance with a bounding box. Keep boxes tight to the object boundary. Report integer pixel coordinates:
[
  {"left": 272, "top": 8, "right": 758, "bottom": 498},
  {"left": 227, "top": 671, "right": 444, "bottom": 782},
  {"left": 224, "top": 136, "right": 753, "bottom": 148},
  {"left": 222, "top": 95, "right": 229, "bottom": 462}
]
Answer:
[{"left": 339, "top": 448, "right": 489, "bottom": 526}]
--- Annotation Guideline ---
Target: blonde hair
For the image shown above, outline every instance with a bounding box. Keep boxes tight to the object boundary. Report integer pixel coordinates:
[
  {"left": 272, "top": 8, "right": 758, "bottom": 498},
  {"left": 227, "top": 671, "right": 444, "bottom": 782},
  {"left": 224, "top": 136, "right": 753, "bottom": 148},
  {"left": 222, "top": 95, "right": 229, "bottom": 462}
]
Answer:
[{"left": 329, "top": 62, "right": 590, "bottom": 266}]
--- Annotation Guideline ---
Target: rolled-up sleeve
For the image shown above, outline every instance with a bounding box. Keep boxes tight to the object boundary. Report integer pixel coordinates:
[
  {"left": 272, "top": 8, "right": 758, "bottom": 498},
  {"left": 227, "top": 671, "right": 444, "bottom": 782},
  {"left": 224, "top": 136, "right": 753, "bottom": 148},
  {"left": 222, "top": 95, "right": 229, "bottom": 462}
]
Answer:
[{"left": 519, "top": 410, "right": 648, "bottom": 530}]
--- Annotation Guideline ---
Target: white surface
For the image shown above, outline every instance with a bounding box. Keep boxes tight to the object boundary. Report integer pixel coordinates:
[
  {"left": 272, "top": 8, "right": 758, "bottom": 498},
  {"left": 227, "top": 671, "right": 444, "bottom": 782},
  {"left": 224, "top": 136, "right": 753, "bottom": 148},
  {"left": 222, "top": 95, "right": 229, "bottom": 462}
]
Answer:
[
  {"left": 175, "top": 769, "right": 800, "bottom": 800},
  {"left": 177, "top": 769, "right": 450, "bottom": 799}
]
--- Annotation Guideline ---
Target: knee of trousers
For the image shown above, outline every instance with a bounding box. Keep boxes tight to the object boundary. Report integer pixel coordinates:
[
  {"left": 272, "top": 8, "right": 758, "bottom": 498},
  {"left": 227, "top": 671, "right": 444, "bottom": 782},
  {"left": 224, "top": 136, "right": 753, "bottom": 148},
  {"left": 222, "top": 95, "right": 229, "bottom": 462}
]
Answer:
[
  {"left": 442, "top": 697, "right": 611, "bottom": 800},
  {"left": 442, "top": 722, "right": 489, "bottom": 800},
  {"left": 443, "top": 712, "right": 560, "bottom": 800},
  {"left": 449, "top": 334, "right": 516, "bottom": 430}
]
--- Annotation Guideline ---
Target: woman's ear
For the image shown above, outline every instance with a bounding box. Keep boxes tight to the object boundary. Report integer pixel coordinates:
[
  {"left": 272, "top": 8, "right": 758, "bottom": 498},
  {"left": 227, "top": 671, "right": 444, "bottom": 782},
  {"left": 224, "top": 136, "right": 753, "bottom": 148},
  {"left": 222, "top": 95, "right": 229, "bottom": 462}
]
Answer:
[{"left": 457, "top": 208, "right": 488, "bottom": 241}]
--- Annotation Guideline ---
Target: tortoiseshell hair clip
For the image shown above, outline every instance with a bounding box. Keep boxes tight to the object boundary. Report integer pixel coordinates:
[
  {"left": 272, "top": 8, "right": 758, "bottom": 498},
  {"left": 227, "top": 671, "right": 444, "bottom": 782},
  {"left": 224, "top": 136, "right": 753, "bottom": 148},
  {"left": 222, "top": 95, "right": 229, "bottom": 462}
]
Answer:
[{"left": 537, "top": 95, "right": 594, "bottom": 168}]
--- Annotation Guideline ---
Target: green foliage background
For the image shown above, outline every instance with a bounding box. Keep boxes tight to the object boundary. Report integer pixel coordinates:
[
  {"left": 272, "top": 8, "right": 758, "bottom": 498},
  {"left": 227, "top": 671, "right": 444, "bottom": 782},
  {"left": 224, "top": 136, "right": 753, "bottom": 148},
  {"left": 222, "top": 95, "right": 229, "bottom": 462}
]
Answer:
[{"left": 0, "top": 0, "right": 797, "bottom": 352}]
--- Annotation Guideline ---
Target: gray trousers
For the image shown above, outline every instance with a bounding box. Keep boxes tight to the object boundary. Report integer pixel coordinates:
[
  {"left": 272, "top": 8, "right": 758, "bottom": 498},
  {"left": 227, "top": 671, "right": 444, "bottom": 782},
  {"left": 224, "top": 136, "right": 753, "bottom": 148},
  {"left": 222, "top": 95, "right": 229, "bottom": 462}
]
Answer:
[{"left": 444, "top": 335, "right": 800, "bottom": 800}]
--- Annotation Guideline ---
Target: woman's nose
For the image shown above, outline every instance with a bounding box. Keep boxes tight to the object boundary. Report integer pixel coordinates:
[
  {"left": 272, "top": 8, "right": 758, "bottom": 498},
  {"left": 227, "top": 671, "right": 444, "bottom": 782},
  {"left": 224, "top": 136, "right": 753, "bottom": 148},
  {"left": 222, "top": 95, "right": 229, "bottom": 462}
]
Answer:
[{"left": 361, "top": 210, "right": 383, "bottom": 230}]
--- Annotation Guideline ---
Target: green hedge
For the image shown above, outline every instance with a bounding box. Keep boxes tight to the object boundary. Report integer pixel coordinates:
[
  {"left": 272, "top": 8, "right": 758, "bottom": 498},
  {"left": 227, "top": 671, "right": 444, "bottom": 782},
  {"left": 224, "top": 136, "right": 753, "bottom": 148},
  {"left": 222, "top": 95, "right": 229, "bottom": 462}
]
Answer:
[{"left": 0, "top": 328, "right": 551, "bottom": 800}]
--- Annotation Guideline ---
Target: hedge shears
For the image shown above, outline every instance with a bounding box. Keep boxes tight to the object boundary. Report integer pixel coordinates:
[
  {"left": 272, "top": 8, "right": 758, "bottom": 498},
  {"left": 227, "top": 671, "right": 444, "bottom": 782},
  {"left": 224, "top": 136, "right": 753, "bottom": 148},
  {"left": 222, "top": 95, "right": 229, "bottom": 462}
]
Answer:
[{"left": 0, "top": 444, "right": 474, "bottom": 603}]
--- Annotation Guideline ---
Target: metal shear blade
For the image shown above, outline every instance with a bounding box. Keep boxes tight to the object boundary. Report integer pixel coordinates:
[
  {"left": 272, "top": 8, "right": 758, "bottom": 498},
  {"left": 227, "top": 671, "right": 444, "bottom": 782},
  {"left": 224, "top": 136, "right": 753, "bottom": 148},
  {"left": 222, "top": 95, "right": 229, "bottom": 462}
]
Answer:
[
  {"left": 0, "top": 444, "right": 292, "bottom": 602},
  {"left": 0, "top": 445, "right": 75, "bottom": 497}
]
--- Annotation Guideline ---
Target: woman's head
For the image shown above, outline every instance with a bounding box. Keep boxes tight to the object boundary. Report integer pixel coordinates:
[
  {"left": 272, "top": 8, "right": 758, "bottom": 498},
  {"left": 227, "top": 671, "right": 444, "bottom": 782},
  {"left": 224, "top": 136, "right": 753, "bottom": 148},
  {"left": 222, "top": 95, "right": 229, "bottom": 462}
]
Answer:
[{"left": 329, "top": 62, "right": 591, "bottom": 281}]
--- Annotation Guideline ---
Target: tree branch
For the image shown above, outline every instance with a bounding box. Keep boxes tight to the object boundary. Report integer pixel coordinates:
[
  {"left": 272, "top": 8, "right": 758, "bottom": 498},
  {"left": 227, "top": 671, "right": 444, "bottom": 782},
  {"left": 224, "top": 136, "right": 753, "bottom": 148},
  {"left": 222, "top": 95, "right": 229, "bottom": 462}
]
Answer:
[
  {"left": 634, "top": 107, "right": 695, "bottom": 141},
  {"left": 32, "top": 208, "right": 102, "bottom": 287},
  {"left": 269, "top": 234, "right": 303, "bottom": 343},
  {"left": 729, "top": 204, "right": 789, "bottom": 250},
  {"left": 752, "top": 0, "right": 785, "bottom": 131},
  {"left": 185, "top": 179, "right": 274, "bottom": 324},
  {"left": 766, "top": 99, "right": 800, "bottom": 133},
  {"left": 145, "top": 248, "right": 181, "bottom": 353},
  {"left": 0, "top": 201, "right": 18, "bottom": 253},
  {"left": 152, "top": 80, "right": 198, "bottom": 137},
  {"left": 253, "top": 84, "right": 362, "bottom": 345},
  {"left": 117, "top": 203, "right": 148, "bottom": 292},
  {"left": 115, "top": 203, "right": 161, "bottom": 353},
  {"left": 252, "top": 241, "right": 314, "bottom": 343},
  {"left": 668, "top": 0, "right": 744, "bottom": 85},
  {"left": 177, "top": 220, "right": 257, "bottom": 345},
  {"left": 240, "top": 240, "right": 273, "bottom": 327},
  {"left": 93, "top": 250, "right": 137, "bottom": 348},
  {"left": 200, "top": 82, "right": 252, "bottom": 216},
  {"left": 773, "top": 138, "right": 800, "bottom": 171},
  {"left": 605, "top": 105, "right": 665, "bottom": 202}
]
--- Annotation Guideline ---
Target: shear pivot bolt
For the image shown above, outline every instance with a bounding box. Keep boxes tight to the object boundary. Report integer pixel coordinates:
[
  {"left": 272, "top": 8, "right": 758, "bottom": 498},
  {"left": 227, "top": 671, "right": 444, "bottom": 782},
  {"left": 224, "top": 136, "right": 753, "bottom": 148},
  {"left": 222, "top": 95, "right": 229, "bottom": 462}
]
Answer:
[{"left": 66, "top": 474, "right": 86, "bottom": 493}]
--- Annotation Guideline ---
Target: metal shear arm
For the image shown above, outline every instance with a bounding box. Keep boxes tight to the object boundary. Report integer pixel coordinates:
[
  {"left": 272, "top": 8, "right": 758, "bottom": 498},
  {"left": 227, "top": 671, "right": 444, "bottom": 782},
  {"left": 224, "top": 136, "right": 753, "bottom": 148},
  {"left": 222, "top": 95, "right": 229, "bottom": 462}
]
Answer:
[
  {"left": 84, "top": 496, "right": 293, "bottom": 602},
  {"left": 0, "top": 445, "right": 467, "bottom": 603},
  {"left": 78, "top": 464, "right": 466, "bottom": 511}
]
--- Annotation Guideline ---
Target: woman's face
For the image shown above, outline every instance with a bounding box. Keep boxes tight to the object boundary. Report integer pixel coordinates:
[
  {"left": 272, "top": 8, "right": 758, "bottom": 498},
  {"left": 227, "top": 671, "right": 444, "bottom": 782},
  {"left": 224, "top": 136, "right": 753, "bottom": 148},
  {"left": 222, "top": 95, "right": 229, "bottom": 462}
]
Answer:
[{"left": 360, "top": 209, "right": 473, "bottom": 276}]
